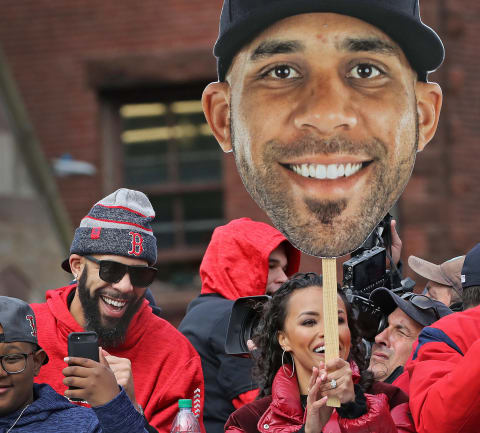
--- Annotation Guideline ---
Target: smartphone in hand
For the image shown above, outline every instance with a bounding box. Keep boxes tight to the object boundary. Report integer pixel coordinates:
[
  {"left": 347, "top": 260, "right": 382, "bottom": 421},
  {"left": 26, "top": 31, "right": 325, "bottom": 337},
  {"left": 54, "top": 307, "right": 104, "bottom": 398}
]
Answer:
[
  {"left": 68, "top": 331, "right": 99, "bottom": 361},
  {"left": 67, "top": 332, "right": 99, "bottom": 401}
]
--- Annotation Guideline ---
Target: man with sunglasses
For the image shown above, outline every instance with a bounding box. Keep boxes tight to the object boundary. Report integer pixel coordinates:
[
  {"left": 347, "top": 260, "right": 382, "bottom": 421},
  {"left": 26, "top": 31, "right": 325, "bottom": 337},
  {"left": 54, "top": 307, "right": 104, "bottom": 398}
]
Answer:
[
  {"left": 406, "top": 243, "right": 480, "bottom": 433},
  {"left": 0, "top": 296, "right": 150, "bottom": 432},
  {"left": 30, "top": 189, "right": 205, "bottom": 433},
  {"left": 367, "top": 288, "right": 452, "bottom": 394}
]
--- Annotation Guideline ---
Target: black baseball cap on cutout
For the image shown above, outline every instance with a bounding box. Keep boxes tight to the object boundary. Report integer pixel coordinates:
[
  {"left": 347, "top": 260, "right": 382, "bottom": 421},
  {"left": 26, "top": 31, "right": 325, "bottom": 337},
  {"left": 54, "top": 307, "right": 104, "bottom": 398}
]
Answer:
[
  {"left": 214, "top": 0, "right": 444, "bottom": 82},
  {"left": 370, "top": 288, "right": 452, "bottom": 327},
  {"left": 0, "top": 296, "right": 49, "bottom": 365}
]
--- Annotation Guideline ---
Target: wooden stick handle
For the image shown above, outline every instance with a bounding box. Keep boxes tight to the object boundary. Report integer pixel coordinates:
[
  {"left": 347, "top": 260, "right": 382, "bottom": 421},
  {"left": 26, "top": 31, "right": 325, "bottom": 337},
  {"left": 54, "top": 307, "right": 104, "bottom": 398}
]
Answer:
[{"left": 322, "top": 257, "right": 341, "bottom": 408}]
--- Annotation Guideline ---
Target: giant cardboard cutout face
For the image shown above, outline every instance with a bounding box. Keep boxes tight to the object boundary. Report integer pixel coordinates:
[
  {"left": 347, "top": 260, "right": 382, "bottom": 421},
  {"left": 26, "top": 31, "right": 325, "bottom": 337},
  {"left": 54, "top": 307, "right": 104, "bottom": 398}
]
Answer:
[{"left": 203, "top": 13, "right": 442, "bottom": 257}]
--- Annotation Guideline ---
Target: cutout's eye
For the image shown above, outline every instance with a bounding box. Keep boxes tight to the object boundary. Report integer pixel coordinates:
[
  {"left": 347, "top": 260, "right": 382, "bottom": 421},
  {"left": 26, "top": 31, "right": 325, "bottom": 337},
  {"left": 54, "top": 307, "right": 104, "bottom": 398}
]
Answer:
[
  {"left": 348, "top": 63, "right": 382, "bottom": 79},
  {"left": 265, "top": 65, "right": 300, "bottom": 79}
]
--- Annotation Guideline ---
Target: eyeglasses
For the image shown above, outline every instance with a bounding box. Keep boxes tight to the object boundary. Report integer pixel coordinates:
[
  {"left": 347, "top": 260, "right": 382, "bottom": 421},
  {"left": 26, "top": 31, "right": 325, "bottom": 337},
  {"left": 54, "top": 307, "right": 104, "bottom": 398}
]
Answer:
[
  {"left": 84, "top": 256, "right": 157, "bottom": 288},
  {"left": 401, "top": 293, "right": 440, "bottom": 320},
  {"left": 0, "top": 352, "right": 34, "bottom": 374}
]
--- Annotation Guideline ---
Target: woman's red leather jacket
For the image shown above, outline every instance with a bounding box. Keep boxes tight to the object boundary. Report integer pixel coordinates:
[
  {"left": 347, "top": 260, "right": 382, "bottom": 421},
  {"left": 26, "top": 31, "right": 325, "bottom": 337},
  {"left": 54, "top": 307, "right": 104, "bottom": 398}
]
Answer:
[{"left": 225, "top": 364, "right": 415, "bottom": 433}]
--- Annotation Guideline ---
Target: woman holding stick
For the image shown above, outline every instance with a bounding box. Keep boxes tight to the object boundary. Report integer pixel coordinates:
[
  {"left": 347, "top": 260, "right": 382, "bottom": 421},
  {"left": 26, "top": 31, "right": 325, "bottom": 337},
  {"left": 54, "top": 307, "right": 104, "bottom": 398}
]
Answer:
[{"left": 225, "top": 273, "right": 414, "bottom": 433}]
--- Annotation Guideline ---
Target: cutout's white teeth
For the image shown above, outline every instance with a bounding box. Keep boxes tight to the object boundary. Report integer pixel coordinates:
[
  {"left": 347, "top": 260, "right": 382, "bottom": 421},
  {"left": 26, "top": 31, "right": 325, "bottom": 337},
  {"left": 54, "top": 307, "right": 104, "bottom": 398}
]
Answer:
[
  {"left": 302, "top": 164, "right": 309, "bottom": 177},
  {"left": 101, "top": 296, "right": 127, "bottom": 308},
  {"left": 345, "top": 163, "right": 352, "bottom": 177},
  {"left": 314, "top": 346, "right": 325, "bottom": 353},
  {"left": 326, "top": 164, "right": 337, "bottom": 179},
  {"left": 290, "top": 162, "right": 364, "bottom": 180},
  {"left": 316, "top": 164, "right": 326, "bottom": 179}
]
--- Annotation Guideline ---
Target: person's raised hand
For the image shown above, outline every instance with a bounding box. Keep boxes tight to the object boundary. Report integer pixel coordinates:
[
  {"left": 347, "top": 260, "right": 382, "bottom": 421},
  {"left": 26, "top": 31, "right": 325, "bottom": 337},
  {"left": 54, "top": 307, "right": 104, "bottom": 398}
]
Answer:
[
  {"left": 390, "top": 219, "right": 403, "bottom": 267},
  {"left": 317, "top": 358, "right": 355, "bottom": 405},
  {"left": 304, "top": 364, "right": 333, "bottom": 433},
  {"left": 62, "top": 348, "right": 119, "bottom": 407},
  {"left": 102, "top": 349, "right": 141, "bottom": 412}
]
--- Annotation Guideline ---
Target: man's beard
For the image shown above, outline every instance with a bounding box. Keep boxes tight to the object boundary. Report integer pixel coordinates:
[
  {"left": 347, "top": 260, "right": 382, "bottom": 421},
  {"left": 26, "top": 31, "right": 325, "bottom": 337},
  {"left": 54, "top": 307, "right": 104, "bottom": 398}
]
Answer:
[
  {"left": 77, "top": 268, "right": 145, "bottom": 348},
  {"left": 230, "top": 111, "right": 418, "bottom": 257}
]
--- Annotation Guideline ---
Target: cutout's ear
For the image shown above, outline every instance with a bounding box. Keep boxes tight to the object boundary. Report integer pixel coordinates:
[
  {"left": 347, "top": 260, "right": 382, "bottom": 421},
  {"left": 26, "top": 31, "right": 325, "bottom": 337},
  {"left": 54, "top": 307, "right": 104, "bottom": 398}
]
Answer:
[
  {"left": 415, "top": 81, "right": 443, "bottom": 152},
  {"left": 32, "top": 349, "right": 47, "bottom": 376},
  {"left": 202, "top": 82, "right": 232, "bottom": 153},
  {"left": 277, "top": 331, "right": 291, "bottom": 352}
]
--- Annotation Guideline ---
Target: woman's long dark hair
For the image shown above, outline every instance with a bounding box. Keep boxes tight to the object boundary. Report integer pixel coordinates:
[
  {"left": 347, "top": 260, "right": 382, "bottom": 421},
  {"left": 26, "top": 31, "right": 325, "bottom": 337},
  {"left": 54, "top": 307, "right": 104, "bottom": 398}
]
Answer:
[{"left": 252, "top": 272, "right": 373, "bottom": 397}]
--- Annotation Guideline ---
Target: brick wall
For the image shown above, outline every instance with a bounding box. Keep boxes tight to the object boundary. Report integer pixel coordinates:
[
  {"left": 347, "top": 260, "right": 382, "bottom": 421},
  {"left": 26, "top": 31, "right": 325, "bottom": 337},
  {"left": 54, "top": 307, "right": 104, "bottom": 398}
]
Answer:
[
  {"left": 400, "top": 0, "right": 480, "bottom": 286},
  {"left": 0, "top": 0, "right": 479, "bottom": 295},
  {"left": 0, "top": 0, "right": 223, "bottom": 226}
]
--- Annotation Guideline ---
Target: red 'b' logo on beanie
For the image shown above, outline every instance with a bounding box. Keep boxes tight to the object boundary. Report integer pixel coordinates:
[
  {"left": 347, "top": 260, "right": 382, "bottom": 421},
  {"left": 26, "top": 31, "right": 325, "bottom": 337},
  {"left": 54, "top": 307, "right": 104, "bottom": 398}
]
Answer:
[{"left": 128, "top": 232, "right": 143, "bottom": 256}]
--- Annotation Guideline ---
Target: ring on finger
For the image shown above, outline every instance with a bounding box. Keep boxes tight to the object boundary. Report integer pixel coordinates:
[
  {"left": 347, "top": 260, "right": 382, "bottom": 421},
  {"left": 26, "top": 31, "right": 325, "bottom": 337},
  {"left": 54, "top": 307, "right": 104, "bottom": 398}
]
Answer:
[{"left": 330, "top": 379, "right": 337, "bottom": 389}]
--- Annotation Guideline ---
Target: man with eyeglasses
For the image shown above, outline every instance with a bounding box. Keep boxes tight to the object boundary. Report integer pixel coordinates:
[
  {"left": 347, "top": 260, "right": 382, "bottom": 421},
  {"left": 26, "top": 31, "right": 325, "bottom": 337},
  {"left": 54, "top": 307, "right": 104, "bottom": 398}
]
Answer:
[
  {"left": 30, "top": 189, "right": 205, "bottom": 433},
  {"left": 367, "top": 288, "right": 452, "bottom": 394},
  {"left": 0, "top": 296, "right": 150, "bottom": 432},
  {"left": 406, "top": 242, "right": 480, "bottom": 433}
]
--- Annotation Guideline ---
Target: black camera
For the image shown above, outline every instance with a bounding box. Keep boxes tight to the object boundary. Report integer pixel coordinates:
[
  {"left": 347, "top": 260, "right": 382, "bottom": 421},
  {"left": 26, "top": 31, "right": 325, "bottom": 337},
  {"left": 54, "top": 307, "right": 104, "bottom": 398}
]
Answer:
[
  {"left": 225, "top": 295, "right": 270, "bottom": 355},
  {"left": 341, "top": 213, "right": 414, "bottom": 341},
  {"left": 342, "top": 247, "right": 390, "bottom": 341}
]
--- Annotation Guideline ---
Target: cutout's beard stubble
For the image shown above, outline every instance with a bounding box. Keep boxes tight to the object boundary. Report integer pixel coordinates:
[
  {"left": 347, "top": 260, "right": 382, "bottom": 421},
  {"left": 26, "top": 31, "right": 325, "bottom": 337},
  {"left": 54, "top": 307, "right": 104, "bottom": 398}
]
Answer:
[
  {"left": 304, "top": 198, "right": 347, "bottom": 225},
  {"left": 77, "top": 267, "right": 145, "bottom": 348},
  {"left": 230, "top": 107, "right": 419, "bottom": 257}
]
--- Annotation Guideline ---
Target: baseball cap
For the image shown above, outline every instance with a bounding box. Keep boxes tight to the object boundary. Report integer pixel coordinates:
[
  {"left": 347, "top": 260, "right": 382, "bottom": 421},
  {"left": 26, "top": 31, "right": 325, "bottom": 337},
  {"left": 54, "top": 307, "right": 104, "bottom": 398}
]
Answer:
[
  {"left": 408, "top": 255, "right": 465, "bottom": 296},
  {"left": 214, "top": 0, "right": 444, "bottom": 82},
  {"left": 370, "top": 288, "right": 453, "bottom": 327},
  {"left": 0, "top": 296, "right": 48, "bottom": 364},
  {"left": 62, "top": 188, "right": 157, "bottom": 272},
  {"left": 461, "top": 243, "right": 480, "bottom": 289}
]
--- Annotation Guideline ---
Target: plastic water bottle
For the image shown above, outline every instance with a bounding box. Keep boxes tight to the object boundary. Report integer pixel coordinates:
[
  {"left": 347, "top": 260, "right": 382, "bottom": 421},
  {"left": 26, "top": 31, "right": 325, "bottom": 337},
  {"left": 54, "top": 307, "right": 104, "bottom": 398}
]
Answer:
[{"left": 170, "top": 399, "right": 201, "bottom": 433}]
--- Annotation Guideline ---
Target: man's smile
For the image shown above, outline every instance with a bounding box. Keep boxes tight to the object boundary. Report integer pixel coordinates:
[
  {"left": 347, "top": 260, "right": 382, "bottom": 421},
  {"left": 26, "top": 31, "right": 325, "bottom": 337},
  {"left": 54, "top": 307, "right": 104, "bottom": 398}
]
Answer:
[
  {"left": 288, "top": 161, "right": 372, "bottom": 180},
  {"left": 281, "top": 156, "right": 375, "bottom": 201},
  {"left": 99, "top": 293, "right": 131, "bottom": 319}
]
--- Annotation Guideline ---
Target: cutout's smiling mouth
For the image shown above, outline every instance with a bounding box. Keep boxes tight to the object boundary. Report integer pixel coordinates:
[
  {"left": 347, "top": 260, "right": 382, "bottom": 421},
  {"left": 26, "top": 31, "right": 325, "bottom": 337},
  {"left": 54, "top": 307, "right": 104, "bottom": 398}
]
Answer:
[{"left": 286, "top": 161, "right": 373, "bottom": 180}]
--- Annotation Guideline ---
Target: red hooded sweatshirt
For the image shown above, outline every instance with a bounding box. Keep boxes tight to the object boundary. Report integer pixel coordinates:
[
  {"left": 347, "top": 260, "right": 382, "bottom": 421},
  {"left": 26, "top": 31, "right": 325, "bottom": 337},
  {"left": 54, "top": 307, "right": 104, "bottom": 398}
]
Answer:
[{"left": 199, "top": 218, "right": 301, "bottom": 299}]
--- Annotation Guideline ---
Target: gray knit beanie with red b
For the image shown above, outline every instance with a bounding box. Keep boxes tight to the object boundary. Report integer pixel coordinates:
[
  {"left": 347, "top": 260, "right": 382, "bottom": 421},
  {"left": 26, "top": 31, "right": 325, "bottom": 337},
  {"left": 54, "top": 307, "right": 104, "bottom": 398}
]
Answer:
[{"left": 62, "top": 189, "right": 157, "bottom": 272}]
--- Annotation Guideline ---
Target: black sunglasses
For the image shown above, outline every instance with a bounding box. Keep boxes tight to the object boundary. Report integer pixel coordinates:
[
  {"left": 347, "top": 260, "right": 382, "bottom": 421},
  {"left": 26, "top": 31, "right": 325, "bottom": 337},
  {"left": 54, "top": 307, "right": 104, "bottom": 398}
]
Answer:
[
  {"left": 401, "top": 293, "right": 440, "bottom": 320},
  {"left": 84, "top": 256, "right": 157, "bottom": 288}
]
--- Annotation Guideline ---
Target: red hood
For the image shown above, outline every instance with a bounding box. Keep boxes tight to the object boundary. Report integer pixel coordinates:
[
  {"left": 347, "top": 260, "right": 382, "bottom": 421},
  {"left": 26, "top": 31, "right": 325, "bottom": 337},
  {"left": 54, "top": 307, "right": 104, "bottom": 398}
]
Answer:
[{"left": 200, "top": 218, "right": 301, "bottom": 300}]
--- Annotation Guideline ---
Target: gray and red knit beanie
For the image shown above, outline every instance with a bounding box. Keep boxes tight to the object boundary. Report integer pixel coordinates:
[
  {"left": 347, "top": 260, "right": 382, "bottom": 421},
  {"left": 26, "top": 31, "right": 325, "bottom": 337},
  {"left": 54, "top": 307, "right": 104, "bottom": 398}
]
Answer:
[{"left": 62, "top": 189, "right": 157, "bottom": 272}]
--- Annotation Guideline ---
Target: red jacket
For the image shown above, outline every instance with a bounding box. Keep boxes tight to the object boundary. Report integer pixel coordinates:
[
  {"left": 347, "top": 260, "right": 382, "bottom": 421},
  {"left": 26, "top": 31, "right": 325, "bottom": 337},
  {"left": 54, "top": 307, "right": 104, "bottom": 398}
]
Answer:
[
  {"left": 225, "top": 365, "right": 414, "bottom": 433},
  {"left": 406, "top": 304, "right": 480, "bottom": 433},
  {"left": 31, "top": 284, "right": 205, "bottom": 433}
]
